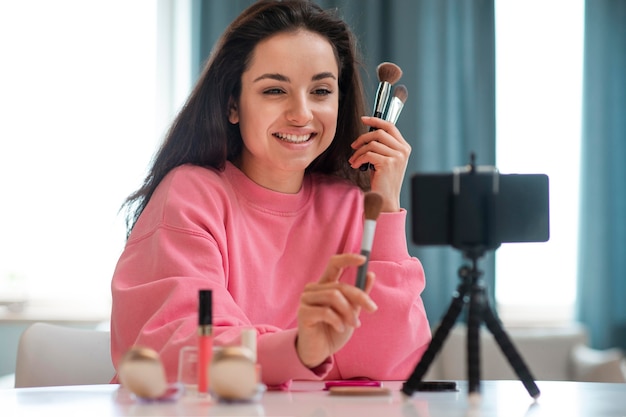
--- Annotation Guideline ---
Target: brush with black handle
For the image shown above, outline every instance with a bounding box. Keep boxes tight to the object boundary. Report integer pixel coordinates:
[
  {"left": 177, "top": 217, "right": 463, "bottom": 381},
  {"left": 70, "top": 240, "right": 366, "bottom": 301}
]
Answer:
[{"left": 360, "top": 62, "right": 403, "bottom": 171}]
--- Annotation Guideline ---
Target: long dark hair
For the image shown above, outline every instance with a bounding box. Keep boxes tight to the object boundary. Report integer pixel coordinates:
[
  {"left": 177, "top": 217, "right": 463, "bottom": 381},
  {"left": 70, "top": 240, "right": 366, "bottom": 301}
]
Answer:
[{"left": 123, "top": 0, "right": 369, "bottom": 235}]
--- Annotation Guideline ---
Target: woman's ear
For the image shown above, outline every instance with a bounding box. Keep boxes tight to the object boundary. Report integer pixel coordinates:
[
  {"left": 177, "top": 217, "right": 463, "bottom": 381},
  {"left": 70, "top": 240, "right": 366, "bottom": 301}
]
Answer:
[{"left": 228, "top": 97, "right": 239, "bottom": 124}]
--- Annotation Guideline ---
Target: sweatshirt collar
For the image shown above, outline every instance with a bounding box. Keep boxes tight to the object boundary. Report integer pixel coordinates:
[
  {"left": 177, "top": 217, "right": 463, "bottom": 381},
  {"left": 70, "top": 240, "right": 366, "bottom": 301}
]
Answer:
[{"left": 224, "top": 161, "right": 312, "bottom": 214}]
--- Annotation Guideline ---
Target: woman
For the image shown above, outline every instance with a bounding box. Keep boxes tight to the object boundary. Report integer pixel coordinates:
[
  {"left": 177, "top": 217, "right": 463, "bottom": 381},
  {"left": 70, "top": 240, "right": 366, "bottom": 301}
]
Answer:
[{"left": 111, "top": 0, "right": 430, "bottom": 388}]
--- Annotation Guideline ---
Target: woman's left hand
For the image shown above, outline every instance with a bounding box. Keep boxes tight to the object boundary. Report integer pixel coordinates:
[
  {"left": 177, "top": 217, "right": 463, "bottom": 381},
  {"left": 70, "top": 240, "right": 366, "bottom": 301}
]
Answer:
[
  {"left": 348, "top": 116, "right": 411, "bottom": 212},
  {"left": 296, "top": 254, "right": 377, "bottom": 369}
]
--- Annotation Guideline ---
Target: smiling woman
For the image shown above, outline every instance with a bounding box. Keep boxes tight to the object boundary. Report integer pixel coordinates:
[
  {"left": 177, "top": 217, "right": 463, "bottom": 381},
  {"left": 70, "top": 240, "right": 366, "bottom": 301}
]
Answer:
[{"left": 0, "top": 1, "right": 164, "bottom": 313}]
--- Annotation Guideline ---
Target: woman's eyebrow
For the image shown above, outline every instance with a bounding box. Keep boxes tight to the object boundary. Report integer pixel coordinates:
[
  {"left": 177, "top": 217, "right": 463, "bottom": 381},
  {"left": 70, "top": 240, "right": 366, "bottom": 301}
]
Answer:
[
  {"left": 312, "top": 72, "right": 337, "bottom": 81},
  {"left": 253, "top": 72, "right": 337, "bottom": 83},
  {"left": 253, "top": 73, "right": 289, "bottom": 83}
]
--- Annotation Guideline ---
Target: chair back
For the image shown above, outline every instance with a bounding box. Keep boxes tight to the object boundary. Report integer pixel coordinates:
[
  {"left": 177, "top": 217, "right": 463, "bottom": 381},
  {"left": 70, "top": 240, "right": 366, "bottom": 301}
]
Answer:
[{"left": 15, "top": 322, "right": 115, "bottom": 388}]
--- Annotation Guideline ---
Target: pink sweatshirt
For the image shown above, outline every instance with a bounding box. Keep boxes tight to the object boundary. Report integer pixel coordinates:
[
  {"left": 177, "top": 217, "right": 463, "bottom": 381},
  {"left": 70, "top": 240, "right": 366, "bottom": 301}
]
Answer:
[{"left": 110, "top": 162, "right": 430, "bottom": 387}]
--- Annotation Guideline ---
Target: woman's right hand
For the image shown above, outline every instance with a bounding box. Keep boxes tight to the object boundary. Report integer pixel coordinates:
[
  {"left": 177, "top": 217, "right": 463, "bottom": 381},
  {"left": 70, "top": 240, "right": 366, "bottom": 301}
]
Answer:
[{"left": 295, "top": 253, "right": 378, "bottom": 369}]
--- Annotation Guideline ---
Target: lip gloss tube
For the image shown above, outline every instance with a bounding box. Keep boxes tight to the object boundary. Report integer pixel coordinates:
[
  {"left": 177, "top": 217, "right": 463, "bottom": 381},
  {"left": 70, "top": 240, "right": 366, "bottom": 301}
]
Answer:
[{"left": 198, "top": 289, "right": 213, "bottom": 395}]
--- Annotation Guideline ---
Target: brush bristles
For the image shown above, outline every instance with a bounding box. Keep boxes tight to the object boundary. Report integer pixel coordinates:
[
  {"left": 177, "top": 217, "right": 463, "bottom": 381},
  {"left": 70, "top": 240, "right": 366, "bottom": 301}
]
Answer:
[
  {"left": 377, "top": 62, "right": 403, "bottom": 85},
  {"left": 363, "top": 192, "right": 384, "bottom": 221},
  {"left": 393, "top": 84, "right": 408, "bottom": 104}
]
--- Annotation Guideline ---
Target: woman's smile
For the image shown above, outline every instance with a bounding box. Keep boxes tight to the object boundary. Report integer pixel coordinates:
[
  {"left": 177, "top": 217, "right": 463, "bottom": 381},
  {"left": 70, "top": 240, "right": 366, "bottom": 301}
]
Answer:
[{"left": 273, "top": 132, "right": 315, "bottom": 144}]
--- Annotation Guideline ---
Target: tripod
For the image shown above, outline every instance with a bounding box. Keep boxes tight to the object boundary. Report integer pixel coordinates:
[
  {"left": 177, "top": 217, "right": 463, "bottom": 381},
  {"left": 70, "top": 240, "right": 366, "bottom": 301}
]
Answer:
[{"left": 402, "top": 249, "right": 541, "bottom": 400}]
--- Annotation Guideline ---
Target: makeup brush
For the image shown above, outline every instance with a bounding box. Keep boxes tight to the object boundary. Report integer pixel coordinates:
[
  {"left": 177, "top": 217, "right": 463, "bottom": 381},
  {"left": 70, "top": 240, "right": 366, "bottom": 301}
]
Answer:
[
  {"left": 371, "top": 62, "right": 403, "bottom": 122},
  {"left": 355, "top": 192, "right": 384, "bottom": 290},
  {"left": 118, "top": 346, "right": 168, "bottom": 399},
  {"left": 384, "top": 84, "right": 408, "bottom": 125},
  {"left": 360, "top": 62, "right": 403, "bottom": 171}
]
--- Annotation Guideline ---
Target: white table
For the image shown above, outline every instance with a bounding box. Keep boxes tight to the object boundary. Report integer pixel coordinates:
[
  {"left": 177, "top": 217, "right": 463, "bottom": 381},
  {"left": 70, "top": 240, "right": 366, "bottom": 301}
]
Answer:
[{"left": 2, "top": 380, "right": 626, "bottom": 416}]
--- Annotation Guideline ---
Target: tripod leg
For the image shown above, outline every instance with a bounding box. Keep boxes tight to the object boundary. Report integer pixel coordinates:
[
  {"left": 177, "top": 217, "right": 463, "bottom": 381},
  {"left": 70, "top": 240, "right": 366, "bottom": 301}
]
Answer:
[
  {"left": 402, "top": 284, "right": 468, "bottom": 397},
  {"left": 467, "top": 284, "right": 482, "bottom": 399},
  {"left": 482, "top": 303, "right": 541, "bottom": 399}
]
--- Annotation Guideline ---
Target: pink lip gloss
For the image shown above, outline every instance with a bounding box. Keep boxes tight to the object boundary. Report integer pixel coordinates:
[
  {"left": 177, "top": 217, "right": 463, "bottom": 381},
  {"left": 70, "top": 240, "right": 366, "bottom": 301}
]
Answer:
[{"left": 198, "top": 289, "right": 213, "bottom": 395}]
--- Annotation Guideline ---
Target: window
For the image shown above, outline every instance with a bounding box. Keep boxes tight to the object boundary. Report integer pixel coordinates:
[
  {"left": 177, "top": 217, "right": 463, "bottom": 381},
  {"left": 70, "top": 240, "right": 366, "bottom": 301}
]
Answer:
[
  {"left": 0, "top": 1, "right": 191, "bottom": 316},
  {"left": 494, "top": 0, "right": 584, "bottom": 325}
]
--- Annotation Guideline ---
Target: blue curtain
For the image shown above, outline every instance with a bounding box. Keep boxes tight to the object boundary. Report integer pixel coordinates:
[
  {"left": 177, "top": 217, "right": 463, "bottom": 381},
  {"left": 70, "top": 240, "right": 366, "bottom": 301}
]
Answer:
[
  {"left": 577, "top": 0, "right": 626, "bottom": 350},
  {"left": 388, "top": 0, "right": 496, "bottom": 324},
  {"left": 192, "top": 0, "right": 496, "bottom": 326},
  {"left": 190, "top": 0, "right": 257, "bottom": 77}
]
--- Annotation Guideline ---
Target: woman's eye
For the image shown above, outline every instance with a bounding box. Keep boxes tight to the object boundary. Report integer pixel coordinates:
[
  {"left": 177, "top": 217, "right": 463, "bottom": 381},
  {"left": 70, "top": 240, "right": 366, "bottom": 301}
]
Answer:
[
  {"left": 263, "top": 88, "right": 285, "bottom": 95},
  {"left": 313, "top": 88, "right": 332, "bottom": 96}
]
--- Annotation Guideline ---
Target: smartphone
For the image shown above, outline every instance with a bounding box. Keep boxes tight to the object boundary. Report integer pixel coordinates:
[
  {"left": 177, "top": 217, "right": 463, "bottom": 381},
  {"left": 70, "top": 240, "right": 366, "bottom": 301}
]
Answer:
[
  {"left": 416, "top": 380, "right": 458, "bottom": 392},
  {"left": 411, "top": 172, "right": 550, "bottom": 249}
]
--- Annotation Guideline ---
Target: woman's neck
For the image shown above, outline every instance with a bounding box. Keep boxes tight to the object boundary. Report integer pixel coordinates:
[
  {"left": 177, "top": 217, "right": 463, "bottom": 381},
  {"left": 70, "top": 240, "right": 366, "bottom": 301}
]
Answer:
[{"left": 231, "top": 156, "right": 305, "bottom": 194}]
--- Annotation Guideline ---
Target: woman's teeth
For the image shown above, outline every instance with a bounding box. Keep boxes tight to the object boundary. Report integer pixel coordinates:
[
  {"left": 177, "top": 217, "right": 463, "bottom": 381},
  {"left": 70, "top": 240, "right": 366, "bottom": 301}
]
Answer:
[{"left": 274, "top": 133, "right": 312, "bottom": 143}]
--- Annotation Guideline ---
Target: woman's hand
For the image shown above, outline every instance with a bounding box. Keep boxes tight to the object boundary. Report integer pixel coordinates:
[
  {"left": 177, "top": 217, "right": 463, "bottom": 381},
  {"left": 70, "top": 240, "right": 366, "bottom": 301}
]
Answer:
[
  {"left": 296, "top": 253, "right": 378, "bottom": 369},
  {"left": 348, "top": 116, "right": 412, "bottom": 212}
]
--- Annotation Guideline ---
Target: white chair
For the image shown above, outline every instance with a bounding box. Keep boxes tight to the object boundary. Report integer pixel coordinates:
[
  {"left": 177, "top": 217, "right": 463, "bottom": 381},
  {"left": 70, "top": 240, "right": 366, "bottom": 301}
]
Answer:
[{"left": 14, "top": 322, "right": 115, "bottom": 388}]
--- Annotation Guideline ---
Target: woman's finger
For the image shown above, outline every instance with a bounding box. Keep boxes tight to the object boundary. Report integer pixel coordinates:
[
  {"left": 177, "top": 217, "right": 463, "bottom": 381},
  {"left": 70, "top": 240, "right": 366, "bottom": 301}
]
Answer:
[
  {"left": 304, "top": 280, "right": 378, "bottom": 312},
  {"left": 318, "top": 253, "right": 366, "bottom": 284},
  {"left": 301, "top": 286, "right": 361, "bottom": 327},
  {"left": 298, "top": 303, "right": 349, "bottom": 333}
]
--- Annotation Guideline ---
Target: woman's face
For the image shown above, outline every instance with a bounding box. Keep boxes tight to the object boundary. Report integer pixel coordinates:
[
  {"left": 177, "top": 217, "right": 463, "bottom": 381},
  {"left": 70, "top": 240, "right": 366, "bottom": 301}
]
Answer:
[{"left": 229, "top": 29, "right": 340, "bottom": 193}]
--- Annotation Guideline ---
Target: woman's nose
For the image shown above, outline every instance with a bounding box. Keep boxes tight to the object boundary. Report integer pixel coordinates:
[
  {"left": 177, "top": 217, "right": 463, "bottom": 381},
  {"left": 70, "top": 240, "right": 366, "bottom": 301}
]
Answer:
[{"left": 286, "top": 93, "right": 313, "bottom": 125}]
